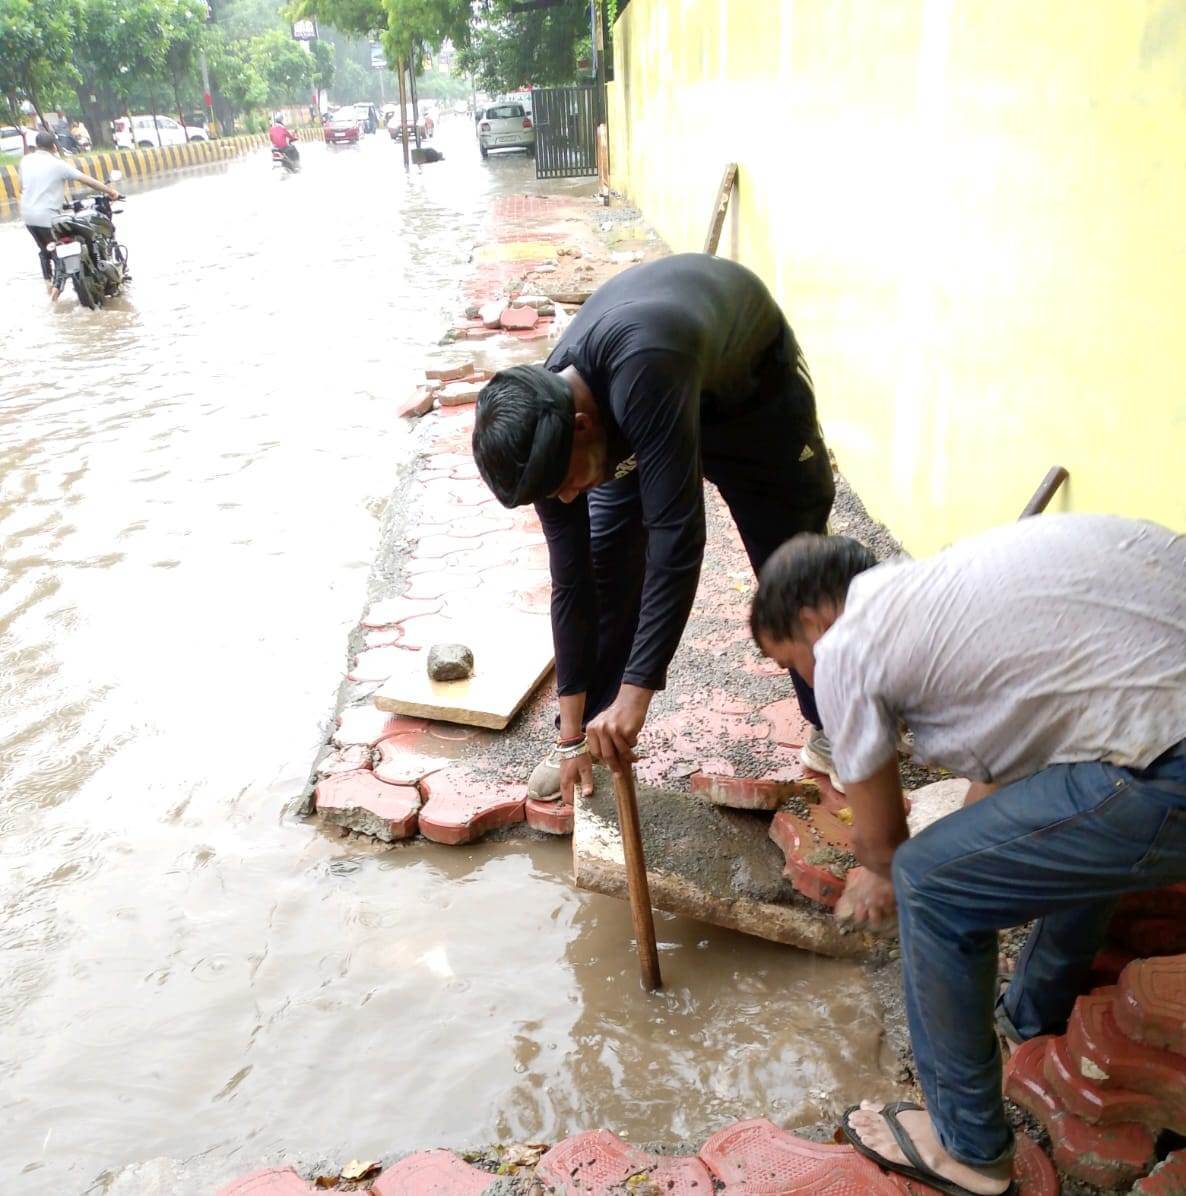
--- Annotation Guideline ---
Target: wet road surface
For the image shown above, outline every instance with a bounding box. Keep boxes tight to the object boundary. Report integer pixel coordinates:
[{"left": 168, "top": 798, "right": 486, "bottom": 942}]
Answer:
[{"left": 0, "top": 120, "right": 904, "bottom": 1191}]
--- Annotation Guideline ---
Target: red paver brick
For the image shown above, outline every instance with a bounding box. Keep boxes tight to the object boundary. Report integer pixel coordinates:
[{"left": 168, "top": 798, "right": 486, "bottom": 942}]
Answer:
[
  {"left": 535, "top": 1131, "right": 653, "bottom": 1193},
  {"left": 1115, "top": 954, "right": 1186, "bottom": 1056},
  {"left": 370, "top": 1149, "right": 493, "bottom": 1194},
  {"left": 398, "top": 386, "right": 437, "bottom": 419},
  {"left": 437, "top": 381, "right": 484, "bottom": 407},
  {"left": 526, "top": 798, "right": 574, "bottom": 835},
  {"left": 500, "top": 305, "right": 539, "bottom": 330},
  {"left": 426, "top": 360, "right": 476, "bottom": 381},
  {"left": 216, "top": 1167, "right": 313, "bottom": 1194},
  {"left": 1133, "top": 1149, "right": 1186, "bottom": 1195},
  {"left": 1004, "top": 1036, "right": 1155, "bottom": 1187},
  {"left": 315, "top": 770, "right": 420, "bottom": 842},
  {"left": 1067, "top": 988, "right": 1186, "bottom": 1104},
  {"left": 334, "top": 705, "right": 429, "bottom": 748},
  {"left": 768, "top": 811, "right": 849, "bottom": 908},
  {"left": 1043, "top": 1031, "right": 1166, "bottom": 1127},
  {"left": 373, "top": 731, "right": 461, "bottom": 785},
  {"left": 419, "top": 768, "right": 525, "bottom": 845},
  {"left": 690, "top": 772, "right": 803, "bottom": 811},
  {"left": 362, "top": 595, "right": 443, "bottom": 628},
  {"left": 699, "top": 1118, "right": 904, "bottom": 1195}
]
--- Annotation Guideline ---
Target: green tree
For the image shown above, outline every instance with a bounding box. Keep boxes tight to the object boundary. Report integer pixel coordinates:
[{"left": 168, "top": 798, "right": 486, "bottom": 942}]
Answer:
[
  {"left": 161, "top": 0, "right": 209, "bottom": 134},
  {"left": 458, "top": 0, "right": 590, "bottom": 94},
  {"left": 0, "top": 0, "right": 77, "bottom": 132},
  {"left": 250, "top": 28, "right": 313, "bottom": 105},
  {"left": 333, "top": 54, "right": 372, "bottom": 104},
  {"left": 309, "top": 36, "right": 334, "bottom": 93},
  {"left": 206, "top": 24, "right": 267, "bottom": 126}
]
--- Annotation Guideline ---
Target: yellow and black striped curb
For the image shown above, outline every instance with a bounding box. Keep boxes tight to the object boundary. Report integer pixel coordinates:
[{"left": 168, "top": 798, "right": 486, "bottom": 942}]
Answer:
[{"left": 1, "top": 128, "right": 320, "bottom": 203}]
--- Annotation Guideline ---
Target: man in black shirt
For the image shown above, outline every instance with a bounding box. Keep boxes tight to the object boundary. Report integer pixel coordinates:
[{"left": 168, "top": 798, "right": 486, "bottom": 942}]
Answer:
[{"left": 472, "top": 254, "right": 836, "bottom": 801}]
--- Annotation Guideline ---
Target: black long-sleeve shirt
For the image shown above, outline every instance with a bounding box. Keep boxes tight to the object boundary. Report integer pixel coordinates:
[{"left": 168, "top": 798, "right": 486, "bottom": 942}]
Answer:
[{"left": 538, "top": 253, "right": 785, "bottom": 696}]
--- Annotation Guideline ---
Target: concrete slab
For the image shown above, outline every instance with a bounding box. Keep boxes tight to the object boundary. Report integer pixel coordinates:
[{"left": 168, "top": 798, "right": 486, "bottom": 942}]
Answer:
[{"left": 572, "top": 778, "right": 877, "bottom": 960}]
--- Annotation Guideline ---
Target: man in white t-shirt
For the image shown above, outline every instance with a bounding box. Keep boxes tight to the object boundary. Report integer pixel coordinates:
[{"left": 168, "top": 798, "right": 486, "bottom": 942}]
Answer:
[
  {"left": 751, "top": 516, "right": 1186, "bottom": 1196},
  {"left": 19, "top": 132, "right": 118, "bottom": 286}
]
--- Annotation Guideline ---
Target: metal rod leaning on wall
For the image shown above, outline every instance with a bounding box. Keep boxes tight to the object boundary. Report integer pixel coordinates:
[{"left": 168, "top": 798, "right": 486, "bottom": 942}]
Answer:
[
  {"left": 610, "top": 764, "right": 662, "bottom": 992},
  {"left": 704, "top": 163, "right": 738, "bottom": 256},
  {"left": 1019, "top": 466, "right": 1070, "bottom": 518}
]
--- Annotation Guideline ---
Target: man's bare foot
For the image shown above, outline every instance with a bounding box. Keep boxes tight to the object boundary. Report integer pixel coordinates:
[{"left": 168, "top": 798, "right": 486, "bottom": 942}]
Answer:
[
  {"left": 49, "top": 286, "right": 61, "bottom": 303},
  {"left": 848, "top": 1102, "right": 1012, "bottom": 1195}
]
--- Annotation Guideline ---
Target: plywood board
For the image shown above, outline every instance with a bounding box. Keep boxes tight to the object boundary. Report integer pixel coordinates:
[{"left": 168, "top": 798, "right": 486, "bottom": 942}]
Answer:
[
  {"left": 573, "top": 779, "right": 877, "bottom": 960},
  {"left": 373, "top": 610, "right": 554, "bottom": 730}
]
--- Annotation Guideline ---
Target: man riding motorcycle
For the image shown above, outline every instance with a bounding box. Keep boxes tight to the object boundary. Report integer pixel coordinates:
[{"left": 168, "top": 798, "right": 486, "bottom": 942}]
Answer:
[{"left": 268, "top": 115, "right": 299, "bottom": 166}]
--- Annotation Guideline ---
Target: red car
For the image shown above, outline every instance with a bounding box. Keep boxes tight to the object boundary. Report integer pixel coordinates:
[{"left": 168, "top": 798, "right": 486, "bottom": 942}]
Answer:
[{"left": 324, "top": 107, "right": 363, "bottom": 144}]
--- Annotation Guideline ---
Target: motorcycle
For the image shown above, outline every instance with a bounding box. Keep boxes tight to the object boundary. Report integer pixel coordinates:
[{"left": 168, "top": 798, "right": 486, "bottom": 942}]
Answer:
[
  {"left": 50, "top": 171, "right": 128, "bottom": 310},
  {"left": 272, "top": 145, "right": 300, "bottom": 174}
]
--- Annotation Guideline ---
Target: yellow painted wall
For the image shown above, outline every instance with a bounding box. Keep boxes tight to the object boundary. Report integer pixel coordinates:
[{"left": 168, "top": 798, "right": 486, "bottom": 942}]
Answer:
[{"left": 610, "top": 0, "right": 1186, "bottom": 552}]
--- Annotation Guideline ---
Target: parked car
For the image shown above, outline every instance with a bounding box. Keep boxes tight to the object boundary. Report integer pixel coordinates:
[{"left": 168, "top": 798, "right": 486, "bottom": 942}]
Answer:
[
  {"left": 1, "top": 125, "right": 39, "bottom": 155},
  {"left": 113, "top": 115, "right": 208, "bottom": 149},
  {"left": 478, "top": 103, "right": 535, "bottom": 159},
  {"left": 325, "top": 106, "right": 364, "bottom": 145}
]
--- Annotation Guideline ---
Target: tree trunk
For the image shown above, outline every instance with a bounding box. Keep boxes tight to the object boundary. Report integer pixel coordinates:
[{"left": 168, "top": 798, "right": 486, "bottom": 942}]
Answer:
[
  {"left": 396, "top": 56, "right": 410, "bottom": 169},
  {"left": 409, "top": 49, "right": 422, "bottom": 150},
  {"left": 173, "top": 75, "right": 190, "bottom": 140},
  {"left": 151, "top": 104, "right": 162, "bottom": 147}
]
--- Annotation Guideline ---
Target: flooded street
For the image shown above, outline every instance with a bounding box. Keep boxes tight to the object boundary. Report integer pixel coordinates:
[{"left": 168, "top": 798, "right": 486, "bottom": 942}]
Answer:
[{"left": 0, "top": 120, "right": 903, "bottom": 1192}]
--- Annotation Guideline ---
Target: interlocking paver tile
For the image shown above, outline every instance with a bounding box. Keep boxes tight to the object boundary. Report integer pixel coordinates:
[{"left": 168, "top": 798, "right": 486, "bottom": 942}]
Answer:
[
  {"left": 362, "top": 595, "right": 443, "bottom": 628},
  {"left": 1115, "top": 954, "right": 1186, "bottom": 1056},
  {"left": 690, "top": 773, "right": 802, "bottom": 811},
  {"left": 370, "top": 1149, "right": 493, "bottom": 1194},
  {"left": 315, "top": 770, "right": 420, "bottom": 842},
  {"left": 1043, "top": 1031, "right": 1166, "bottom": 1127},
  {"left": 535, "top": 1130, "right": 653, "bottom": 1193},
  {"left": 333, "top": 705, "right": 428, "bottom": 748},
  {"left": 419, "top": 767, "right": 525, "bottom": 845},
  {"left": 1132, "top": 1149, "right": 1186, "bottom": 1195},
  {"left": 526, "top": 798, "right": 575, "bottom": 835},
  {"left": 768, "top": 811, "right": 848, "bottom": 908},
  {"left": 1005, "top": 1037, "right": 1155, "bottom": 1187}
]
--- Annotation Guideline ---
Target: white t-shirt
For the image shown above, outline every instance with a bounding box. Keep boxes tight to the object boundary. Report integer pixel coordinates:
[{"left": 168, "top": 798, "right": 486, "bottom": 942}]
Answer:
[
  {"left": 19, "top": 151, "right": 84, "bottom": 228},
  {"left": 815, "top": 514, "right": 1186, "bottom": 786}
]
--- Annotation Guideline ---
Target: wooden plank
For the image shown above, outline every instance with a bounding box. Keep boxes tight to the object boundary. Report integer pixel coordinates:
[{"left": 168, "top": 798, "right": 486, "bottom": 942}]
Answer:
[
  {"left": 703, "top": 162, "right": 738, "bottom": 256},
  {"left": 373, "top": 610, "right": 554, "bottom": 730}
]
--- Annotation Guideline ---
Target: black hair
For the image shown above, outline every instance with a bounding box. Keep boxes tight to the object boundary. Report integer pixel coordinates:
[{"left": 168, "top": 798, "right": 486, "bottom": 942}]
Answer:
[
  {"left": 750, "top": 533, "right": 877, "bottom": 643},
  {"left": 471, "top": 365, "right": 574, "bottom": 507},
  {"left": 35, "top": 131, "right": 56, "bottom": 150}
]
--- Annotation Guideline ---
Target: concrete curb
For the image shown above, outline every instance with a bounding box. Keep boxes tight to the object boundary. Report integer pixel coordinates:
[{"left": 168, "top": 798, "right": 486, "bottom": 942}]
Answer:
[{"left": 1, "top": 128, "right": 319, "bottom": 202}]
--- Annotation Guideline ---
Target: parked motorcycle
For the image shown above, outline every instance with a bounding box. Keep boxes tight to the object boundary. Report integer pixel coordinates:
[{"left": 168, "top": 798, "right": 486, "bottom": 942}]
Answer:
[
  {"left": 51, "top": 171, "right": 128, "bottom": 310},
  {"left": 272, "top": 146, "right": 300, "bottom": 174}
]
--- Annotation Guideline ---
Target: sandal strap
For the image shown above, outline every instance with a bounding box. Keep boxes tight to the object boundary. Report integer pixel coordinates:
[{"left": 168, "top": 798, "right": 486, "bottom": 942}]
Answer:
[{"left": 878, "top": 1101, "right": 931, "bottom": 1175}]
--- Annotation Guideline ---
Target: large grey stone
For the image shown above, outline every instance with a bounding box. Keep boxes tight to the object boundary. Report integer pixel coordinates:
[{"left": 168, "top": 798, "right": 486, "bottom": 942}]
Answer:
[{"left": 427, "top": 642, "right": 474, "bottom": 682}]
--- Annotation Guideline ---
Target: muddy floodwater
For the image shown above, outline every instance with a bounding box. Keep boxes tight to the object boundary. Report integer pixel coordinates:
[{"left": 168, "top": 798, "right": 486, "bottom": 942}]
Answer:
[{"left": 0, "top": 121, "right": 904, "bottom": 1191}]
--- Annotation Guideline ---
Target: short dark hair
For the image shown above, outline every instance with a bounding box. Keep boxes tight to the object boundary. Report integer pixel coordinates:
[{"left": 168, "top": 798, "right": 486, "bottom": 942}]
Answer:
[
  {"left": 750, "top": 533, "right": 877, "bottom": 643},
  {"left": 35, "top": 131, "right": 56, "bottom": 150},
  {"left": 472, "top": 365, "right": 574, "bottom": 507}
]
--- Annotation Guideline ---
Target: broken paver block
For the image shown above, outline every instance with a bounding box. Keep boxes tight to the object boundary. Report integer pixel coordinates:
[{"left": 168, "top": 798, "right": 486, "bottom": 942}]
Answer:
[
  {"left": 427, "top": 642, "right": 475, "bottom": 681},
  {"left": 479, "top": 299, "right": 505, "bottom": 328},
  {"left": 689, "top": 772, "right": 805, "bottom": 811},
  {"left": 1067, "top": 988, "right": 1186, "bottom": 1104},
  {"left": 698, "top": 1119, "right": 905, "bottom": 1195},
  {"left": 768, "top": 810, "right": 851, "bottom": 909},
  {"left": 437, "top": 381, "right": 484, "bottom": 407},
  {"left": 1044, "top": 1031, "right": 1167, "bottom": 1128},
  {"left": 418, "top": 768, "right": 525, "bottom": 845},
  {"left": 1133, "top": 1150, "right": 1186, "bottom": 1194},
  {"left": 398, "top": 386, "right": 437, "bottom": 419},
  {"left": 500, "top": 305, "right": 539, "bottom": 330},
  {"left": 536, "top": 1130, "right": 653, "bottom": 1193},
  {"left": 316, "top": 743, "right": 372, "bottom": 777},
  {"left": 1004, "top": 1037, "right": 1156, "bottom": 1188},
  {"left": 315, "top": 770, "right": 420, "bottom": 842},
  {"left": 362, "top": 595, "right": 443, "bottom": 628},
  {"left": 1115, "top": 954, "right": 1186, "bottom": 1056},
  {"left": 425, "top": 360, "right": 476, "bottom": 382},
  {"left": 526, "top": 797, "right": 574, "bottom": 835},
  {"left": 574, "top": 781, "right": 876, "bottom": 959},
  {"left": 370, "top": 1149, "right": 493, "bottom": 1195},
  {"left": 333, "top": 705, "right": 428, "bottom": 748},
  {"left": 215, "top": 1167, "right": 313, "bottom": 1194}
]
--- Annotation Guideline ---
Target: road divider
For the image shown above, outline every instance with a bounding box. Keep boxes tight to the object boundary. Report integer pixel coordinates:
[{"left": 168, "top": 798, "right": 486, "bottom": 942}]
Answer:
[{"left": 1, "top": 128, "right": 321, "bottom": 207}]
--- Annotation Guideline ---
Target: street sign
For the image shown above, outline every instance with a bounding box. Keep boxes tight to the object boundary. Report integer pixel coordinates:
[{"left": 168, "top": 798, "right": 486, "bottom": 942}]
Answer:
[
  {"left": 292, "top": 19, "right": 317, "bottom": 40},
  {"left": 369, "top": 41, "right": 386, "bottom": 69}
]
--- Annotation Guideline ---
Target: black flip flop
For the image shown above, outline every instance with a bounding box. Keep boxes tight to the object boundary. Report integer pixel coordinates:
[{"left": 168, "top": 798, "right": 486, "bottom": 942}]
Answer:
[{"left": 840, "top": 1101, "right": 1018, "bottom": 1196}]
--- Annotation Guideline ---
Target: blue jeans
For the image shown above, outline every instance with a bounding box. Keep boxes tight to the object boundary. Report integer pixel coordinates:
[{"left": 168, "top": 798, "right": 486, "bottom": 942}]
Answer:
[{"left": 891, "top": 742, "right": 1186, "bottom": 1167}]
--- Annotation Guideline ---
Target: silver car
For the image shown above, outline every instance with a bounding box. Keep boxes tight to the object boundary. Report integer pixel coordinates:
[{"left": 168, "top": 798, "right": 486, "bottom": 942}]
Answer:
[{"left": 478, "top": 103, "right": 535, "bottom": 159}]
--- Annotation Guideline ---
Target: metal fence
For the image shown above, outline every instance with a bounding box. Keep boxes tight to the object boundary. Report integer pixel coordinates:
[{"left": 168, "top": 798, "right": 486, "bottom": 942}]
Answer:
[{"left": 532, "top": 86, "right": 599, "bottom": 179}]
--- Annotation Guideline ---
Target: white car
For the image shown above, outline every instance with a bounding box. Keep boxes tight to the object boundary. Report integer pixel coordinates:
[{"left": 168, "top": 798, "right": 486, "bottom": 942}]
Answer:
[
  {"left": 1, "top": 124, "right": 40, "bottom": 154},
  {"left": 113, "top": 115, "right": 207, "bottom": 149},
  {"left": 478, "top": 103, "right": 535, "bottom": 159}
]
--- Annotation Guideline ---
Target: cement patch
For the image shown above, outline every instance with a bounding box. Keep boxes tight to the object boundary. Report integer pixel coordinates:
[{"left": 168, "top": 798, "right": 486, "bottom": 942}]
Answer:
[{"left": 573, "top": 774, "right": 877, "bottom": 960}]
